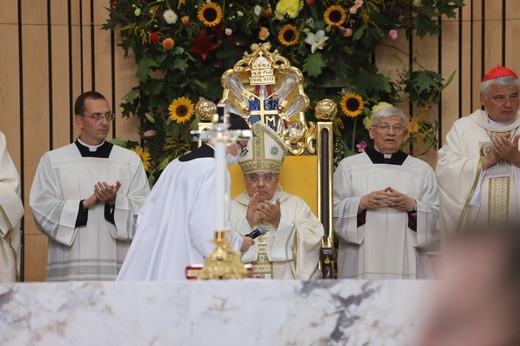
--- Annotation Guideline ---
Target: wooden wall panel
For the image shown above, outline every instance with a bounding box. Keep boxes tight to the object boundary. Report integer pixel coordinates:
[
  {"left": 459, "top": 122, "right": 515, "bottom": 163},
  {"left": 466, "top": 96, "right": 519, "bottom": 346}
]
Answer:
[
  {"left": 505, "top": 1, "right": 520, "bottom": 69},
  {"left": 2, "top": 0, "right": 519, "bottom": 281},
  {"left": 22, "top": 24, "right": 50, "bottom": 236},
  {"left": 440, "top": 18, "right": 461, "bottom": 144},
  {"left": 113, "top": 39, "right": 141, "bottom": 143},
  {"left": 23, "top": 234, "right": 47, "bottom": 282},
  {"left": 0, "top": 0, "right": 18, "bottom": 23},
  {"left": 0, "top": 23, "right": 21, "bottom": 168},
  {"left": 460, "top": 4, "right": 473, "bottom": 118},
  {"left": 483, "top": 1, "right": 503, "bottom": 70},
  {"left": 471, "top": 0, "right": 484, "bottom": 110}
]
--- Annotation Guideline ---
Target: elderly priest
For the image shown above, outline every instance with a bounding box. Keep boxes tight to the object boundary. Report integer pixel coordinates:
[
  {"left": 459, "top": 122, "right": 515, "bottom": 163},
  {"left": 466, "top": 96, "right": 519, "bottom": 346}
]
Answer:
[
  {"left": 333, "top": 105, "right": 439, "bottom": 279},
  {"left": 437, "top": 66, "right": 520, "bottom": 232},
  {"left": 230, "top": 121, "right": 323, "bottom": 280}
]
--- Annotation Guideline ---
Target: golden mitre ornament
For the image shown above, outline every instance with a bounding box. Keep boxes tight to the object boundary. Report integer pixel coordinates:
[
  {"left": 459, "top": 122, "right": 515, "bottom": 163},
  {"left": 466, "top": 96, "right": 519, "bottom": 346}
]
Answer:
[{"left": 238, "top": 121, "right": 287, "bottom": 174}]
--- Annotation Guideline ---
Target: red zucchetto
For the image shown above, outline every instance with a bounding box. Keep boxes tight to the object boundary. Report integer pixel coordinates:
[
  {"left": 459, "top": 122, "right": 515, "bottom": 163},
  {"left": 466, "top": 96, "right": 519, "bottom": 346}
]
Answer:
[{"left": 482, "top": 66, "right": 518, "bottom": 82}]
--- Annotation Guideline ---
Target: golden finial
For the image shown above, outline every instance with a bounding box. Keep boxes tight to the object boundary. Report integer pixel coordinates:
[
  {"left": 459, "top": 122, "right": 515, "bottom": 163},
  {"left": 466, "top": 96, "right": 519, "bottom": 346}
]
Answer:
[
  {"left": 315, "top": 99, "right": 338, "bottom": 121},
  {"left": 195, "top": 99, "right": 217, "bottom": 122}
]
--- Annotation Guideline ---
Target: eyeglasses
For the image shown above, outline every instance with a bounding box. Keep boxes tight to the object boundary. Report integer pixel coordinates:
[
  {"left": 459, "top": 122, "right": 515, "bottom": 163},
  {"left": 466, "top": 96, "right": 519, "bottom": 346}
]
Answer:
[
  {"left": 81, "top": 112, "right": 116, "bottom": 121},
  {"left": 237, "top": 142, "right": 248, "bottom": 157},
  {"left": 246, "top": 173, "right": 277, "bottom": 183},
  {"left": 491, "top": 94, "right": 519, "bottom": 104},
  {"left": 372, "top": 124, "right": 405, "bottom": 133}
]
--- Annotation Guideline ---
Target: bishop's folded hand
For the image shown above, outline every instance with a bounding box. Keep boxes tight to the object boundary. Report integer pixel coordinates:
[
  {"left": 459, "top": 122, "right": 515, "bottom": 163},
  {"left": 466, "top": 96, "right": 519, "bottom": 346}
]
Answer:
[
  {"left": 258, "top": 198, "right": 281, "bottom": 228},
  {"left": 246, "top": 192, "right": 262, "bottom": 227}
]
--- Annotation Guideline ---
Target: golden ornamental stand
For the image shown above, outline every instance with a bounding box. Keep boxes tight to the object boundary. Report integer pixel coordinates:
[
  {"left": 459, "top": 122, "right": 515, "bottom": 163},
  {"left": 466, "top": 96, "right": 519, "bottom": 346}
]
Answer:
[{"left": 197, "top": 231, "right": 249, "bottom": 280}]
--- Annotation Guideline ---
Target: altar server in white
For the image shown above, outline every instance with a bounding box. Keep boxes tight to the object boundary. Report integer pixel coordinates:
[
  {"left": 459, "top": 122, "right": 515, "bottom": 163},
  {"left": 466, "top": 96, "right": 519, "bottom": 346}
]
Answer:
[
  {"left": 231, "top": 121, "right": 323, "bottom": 280},
  {"left": 334, "top": 105, "right": 439, "bottom": 279},
  {"left": 0, "top": 132, "right": 23, "bottom": 282},
  {"left": 437, "top": 66, "right": 520, "bottom": 233},
  {"left": 117, "top": 114, "right": 254, "bottom": 281},
  {"left": 30, "top": 91, "right": 150, "bottom": 281}
]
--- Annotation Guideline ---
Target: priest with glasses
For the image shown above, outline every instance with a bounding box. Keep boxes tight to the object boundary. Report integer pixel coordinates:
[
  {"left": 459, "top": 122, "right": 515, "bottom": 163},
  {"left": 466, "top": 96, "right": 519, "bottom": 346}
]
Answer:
[{"left": 333, "top": 105, "right": 439, "bottom": 279}]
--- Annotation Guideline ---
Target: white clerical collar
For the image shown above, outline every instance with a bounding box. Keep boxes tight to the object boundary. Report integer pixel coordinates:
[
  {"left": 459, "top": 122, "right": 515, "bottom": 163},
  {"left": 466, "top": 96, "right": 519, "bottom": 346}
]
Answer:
[
  {"left": 78, "top": 137, "right": 105, "bottom": 152},
  {"left": 488, "top": 117, "right": 514, "bottom": 127},
  {"left": 374, "top": 147, "right": 392, "bottom": 159}
]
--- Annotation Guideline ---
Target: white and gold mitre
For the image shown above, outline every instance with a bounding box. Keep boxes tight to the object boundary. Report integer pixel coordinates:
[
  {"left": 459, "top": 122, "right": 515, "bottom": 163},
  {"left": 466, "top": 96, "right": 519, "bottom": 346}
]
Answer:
[{"left": 238, "top": 121, "right": 287, "bottom": 174}]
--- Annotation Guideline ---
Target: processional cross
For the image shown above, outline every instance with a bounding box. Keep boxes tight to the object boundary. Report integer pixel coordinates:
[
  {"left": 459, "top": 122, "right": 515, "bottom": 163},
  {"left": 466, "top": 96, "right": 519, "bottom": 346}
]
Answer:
[{"left": 190, "top": 106, "right": 252, "bottom": 280}]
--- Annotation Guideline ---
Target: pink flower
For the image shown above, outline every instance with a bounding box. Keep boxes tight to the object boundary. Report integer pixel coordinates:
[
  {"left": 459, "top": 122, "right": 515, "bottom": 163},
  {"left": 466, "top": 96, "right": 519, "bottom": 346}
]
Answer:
[
  {"left": 356, "top": 141, "right": 367, "bottom": 153},
  {"left": 143, "top": 130, "right": 156, "bottom": 137},
  {"left": 349, "top": 7, "right": 357, "bottom": 14},
  {"left": 341, "top": 27, "right": 353, "bottom": 37},
  {"left": 225, "top": 28, "right": 233, "bottom": 36},
  {"left": 389, "top": 29, "right": 398, "bottom": 40}
]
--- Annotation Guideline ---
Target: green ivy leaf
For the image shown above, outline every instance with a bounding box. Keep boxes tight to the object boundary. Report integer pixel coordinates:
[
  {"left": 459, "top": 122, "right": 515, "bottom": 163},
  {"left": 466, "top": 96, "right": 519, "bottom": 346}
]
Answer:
[
  {"left": 136, "top": 57, "right": 159, "bottom": 82},
  {"left": 149, "top": 80, "right": 165, "bottom": 96},
  {"left": 125, "top": 89, "right": 139, "bottom": 104},
  {"left": 352, "top": 26, "right": 366, "bottom": 41},
  {"left": 303, "top": 53, "right": 327, "bottom": 78},
  {"left": 352, "top": 70, "right": 392, "bottom": 95},
  {"left": 173, "top": 58, "right": 189, "bottom": 72},
  {"left": 414, "top": 71, "right": 440, "bottom": 94}
]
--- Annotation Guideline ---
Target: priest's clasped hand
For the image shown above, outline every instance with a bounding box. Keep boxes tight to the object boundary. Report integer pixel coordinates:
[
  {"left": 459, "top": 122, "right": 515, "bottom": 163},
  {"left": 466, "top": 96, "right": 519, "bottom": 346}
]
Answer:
[
  {"left": 94, "top": 181, "right": 121, "bottom": 206},
  {"left": 83, "top": 181, "right": 121, "bottom": 209},
  {"left": 360, "top": 187, "right": 416, "bottom": 213}
]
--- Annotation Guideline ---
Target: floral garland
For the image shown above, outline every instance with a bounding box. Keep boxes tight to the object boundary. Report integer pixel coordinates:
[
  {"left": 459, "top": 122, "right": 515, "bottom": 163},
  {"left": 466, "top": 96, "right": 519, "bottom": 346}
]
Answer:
[{"left": 103, "top": 0, "right": 464, "bottom": 183}]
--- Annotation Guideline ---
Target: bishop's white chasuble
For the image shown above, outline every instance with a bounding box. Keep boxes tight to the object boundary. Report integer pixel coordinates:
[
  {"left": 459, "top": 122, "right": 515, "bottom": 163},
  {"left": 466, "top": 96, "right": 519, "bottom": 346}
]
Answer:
[
  {"left": 437, "top": 110, "right": 520, "bottom": 233},
  {"left": 231, "top": 189, "right": 323, "bottom": 280}
]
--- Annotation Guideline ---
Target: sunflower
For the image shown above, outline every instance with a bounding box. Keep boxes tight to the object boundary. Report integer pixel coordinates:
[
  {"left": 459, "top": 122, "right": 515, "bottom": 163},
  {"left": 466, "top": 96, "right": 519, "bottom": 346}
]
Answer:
[
  {"left": 278, "top": 24, "right": 300, "bottom": 46},
  {"left": 169, "top": 97, "right": 195, "bottom": 124},
  {"left": 340, "top": 93, "right": 364, "bottom": 117},
  {"left": 197, "top": 2, "right": 223, "bottom": 27},
  {"left": 324, "top": 5, "right": 347, "bottom": 27},
  {"left": 132, "top": 147, "right": 152, "bottom": 172}
]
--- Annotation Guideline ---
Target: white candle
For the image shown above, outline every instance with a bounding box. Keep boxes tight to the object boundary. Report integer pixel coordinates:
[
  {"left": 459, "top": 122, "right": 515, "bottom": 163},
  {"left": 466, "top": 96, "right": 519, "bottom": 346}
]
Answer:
[{"left": 214, "top": 132, "right": 226, "bottom": 231}]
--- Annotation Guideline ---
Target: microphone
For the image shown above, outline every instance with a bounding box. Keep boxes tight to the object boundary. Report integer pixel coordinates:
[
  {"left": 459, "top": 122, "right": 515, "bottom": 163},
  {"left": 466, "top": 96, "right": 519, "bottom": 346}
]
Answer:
[{"left": 245, "top": 225, "right": 268, "bottom": 239}]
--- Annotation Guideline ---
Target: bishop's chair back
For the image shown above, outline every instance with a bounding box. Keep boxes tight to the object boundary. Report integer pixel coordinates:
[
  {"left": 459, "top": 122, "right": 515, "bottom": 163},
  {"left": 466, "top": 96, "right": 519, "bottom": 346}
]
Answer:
[{"left": 195, "top": 43, "right": 336, "bottom": 279}]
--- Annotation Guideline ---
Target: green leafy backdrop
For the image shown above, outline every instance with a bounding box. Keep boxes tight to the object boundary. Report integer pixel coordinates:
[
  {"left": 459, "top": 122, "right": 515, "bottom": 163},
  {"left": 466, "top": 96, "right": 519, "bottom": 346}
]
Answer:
[{"left": 103, "top": 0, "right": 464, "bottom": 183}]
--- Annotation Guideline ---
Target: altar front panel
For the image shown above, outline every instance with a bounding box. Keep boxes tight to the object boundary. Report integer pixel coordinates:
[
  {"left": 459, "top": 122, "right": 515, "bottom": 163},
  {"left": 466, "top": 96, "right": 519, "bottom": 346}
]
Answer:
[{"left": 0, "top": 280, "right": 431, "bottom": 345}]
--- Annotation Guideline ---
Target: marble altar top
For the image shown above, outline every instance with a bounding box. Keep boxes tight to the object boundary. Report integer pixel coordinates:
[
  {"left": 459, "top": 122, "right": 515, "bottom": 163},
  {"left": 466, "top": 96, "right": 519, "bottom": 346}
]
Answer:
[{"left": 0, "top": 280, "right": 431, "bottom": 345}]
